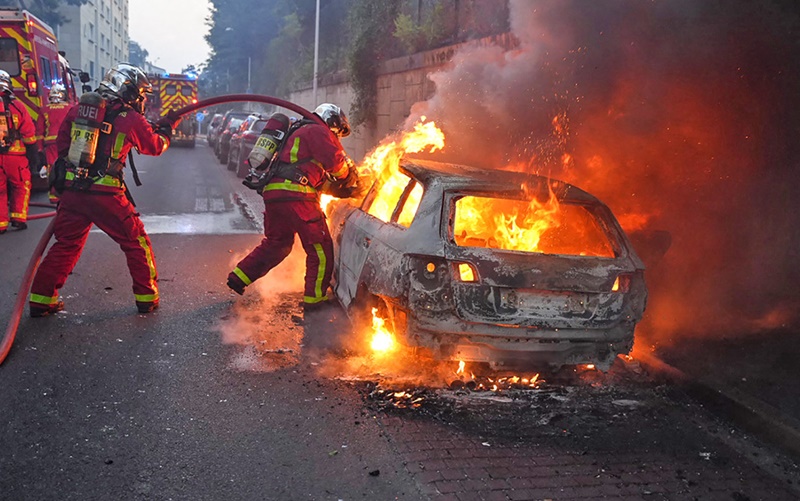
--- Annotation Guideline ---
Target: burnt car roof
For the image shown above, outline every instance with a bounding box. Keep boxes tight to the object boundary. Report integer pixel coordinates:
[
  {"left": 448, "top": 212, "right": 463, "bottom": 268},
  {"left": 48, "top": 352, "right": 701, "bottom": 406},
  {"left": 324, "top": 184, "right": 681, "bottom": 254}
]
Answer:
[{"left": 401, "top": 158, "right": 600, "bottom": 205}]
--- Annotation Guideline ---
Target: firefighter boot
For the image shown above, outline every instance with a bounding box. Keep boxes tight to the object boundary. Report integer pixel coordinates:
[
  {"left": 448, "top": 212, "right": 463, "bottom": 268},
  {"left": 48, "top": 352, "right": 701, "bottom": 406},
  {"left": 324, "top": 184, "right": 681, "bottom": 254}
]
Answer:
[
  {"left": 136, "top": 300, "right": 159, "bottom": 314},
  {"left": 30, "top": 301, "right": 65, "bottom": 318},
  {"left": 11, "top": 221, "right": 27, "bottom": 230}
]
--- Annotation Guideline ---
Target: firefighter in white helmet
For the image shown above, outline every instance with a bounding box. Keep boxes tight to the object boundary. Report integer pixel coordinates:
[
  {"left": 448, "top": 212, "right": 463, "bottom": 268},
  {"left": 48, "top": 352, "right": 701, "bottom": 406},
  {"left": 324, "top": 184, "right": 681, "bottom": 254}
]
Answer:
[
  {"left": 227, "top": 103, "right": 360, "bottom": 322},
  {"left": 42, "top": 83, "right": 71, "bottom": 189},
  {"left": 29, "top": 63, "right": 177, "bottom": 317}
]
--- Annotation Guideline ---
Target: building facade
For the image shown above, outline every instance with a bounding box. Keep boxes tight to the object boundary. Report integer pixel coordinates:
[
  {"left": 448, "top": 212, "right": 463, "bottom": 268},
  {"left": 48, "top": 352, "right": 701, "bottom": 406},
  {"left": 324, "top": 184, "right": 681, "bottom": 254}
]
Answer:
[{"left": 56, "top": 0, "right": 129, "bottom": 88}]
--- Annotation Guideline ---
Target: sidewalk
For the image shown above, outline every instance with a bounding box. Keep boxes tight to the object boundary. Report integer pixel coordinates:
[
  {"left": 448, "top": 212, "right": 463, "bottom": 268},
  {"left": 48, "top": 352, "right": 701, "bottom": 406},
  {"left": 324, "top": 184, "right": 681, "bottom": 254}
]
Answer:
[{"left": 650, "top": 329, "right": 800, "bottom": 460}]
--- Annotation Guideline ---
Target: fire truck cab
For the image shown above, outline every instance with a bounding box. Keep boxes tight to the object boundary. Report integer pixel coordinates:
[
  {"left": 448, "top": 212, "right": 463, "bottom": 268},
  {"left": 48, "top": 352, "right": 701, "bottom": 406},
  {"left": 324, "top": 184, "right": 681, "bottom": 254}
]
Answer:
[
  {"left": 146, "top": 72, "right": 198, "bottom": 147},
  {"left": 0, "top": 8, "right": 81, "bottom": 186}
]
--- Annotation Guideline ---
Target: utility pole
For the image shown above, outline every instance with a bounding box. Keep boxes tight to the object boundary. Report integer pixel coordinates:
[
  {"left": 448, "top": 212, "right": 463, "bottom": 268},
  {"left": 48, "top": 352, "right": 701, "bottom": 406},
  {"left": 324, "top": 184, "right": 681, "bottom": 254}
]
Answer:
[
  {"left": 313, "top": 0, "right": 319, "bottom": 105},
  {"left": 246, "top": 56, "right": 252, "bottom": 94}
]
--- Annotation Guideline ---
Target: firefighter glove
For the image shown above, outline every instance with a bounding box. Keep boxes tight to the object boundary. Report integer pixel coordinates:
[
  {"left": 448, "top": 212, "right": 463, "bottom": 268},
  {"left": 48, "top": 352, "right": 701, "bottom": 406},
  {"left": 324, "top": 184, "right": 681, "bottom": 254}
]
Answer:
[
  {"left": 25, "top": 145, "right": 46, "bottom": 170},
  {"left": 153, "top": 120, "right": 172, "bottom": 140},
  {"left": 161, "top": 109, "right": 182, "bottom": 128}
]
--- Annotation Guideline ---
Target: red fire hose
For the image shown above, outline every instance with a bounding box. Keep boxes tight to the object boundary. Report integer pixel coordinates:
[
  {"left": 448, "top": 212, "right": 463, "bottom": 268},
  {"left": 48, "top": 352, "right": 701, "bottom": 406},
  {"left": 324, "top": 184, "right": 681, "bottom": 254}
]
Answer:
[{"left": 0, "top": 94, "right": 321, "bottom": 365}]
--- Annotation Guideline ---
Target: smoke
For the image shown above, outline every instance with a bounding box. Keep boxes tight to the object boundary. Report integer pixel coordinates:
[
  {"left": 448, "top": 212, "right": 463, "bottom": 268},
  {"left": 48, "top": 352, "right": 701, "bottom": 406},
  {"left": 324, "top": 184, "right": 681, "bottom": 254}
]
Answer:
[
  {"left": 407, "top": 0, "right": 800, "bottom": 344},
  {"left": 216, "top": 240, "right": 307, "bottom": 372}
]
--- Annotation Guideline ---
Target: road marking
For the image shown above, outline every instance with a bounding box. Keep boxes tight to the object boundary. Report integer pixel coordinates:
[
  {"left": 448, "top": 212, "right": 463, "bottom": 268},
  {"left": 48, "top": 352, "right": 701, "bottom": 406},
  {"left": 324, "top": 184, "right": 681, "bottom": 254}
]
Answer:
[{"left": 91, "top": 213, "right": 260, "bottom": 234}]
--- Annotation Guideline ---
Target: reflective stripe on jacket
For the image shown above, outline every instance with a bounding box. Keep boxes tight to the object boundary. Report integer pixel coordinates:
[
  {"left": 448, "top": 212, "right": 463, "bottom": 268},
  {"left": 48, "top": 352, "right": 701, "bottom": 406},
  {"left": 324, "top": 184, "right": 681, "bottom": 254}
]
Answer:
[
  {"left": 4, "top": 98, "right": 37, "bottom": 155},
  {"left": 58, "top": 100, "right": 170, "bottom": 193},
  {"left": 261, "top": 122, "right": 349, "bottom": 202}
]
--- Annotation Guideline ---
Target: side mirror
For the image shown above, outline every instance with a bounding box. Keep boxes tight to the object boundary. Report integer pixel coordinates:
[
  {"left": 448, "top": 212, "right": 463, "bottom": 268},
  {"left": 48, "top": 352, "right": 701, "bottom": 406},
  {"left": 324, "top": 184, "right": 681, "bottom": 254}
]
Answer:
[
  {"left": 78, "top": 71, "right": 90, "bottom": 83},
  {"left": 81, "top": 84, "right": 92, "bottom": 93}
]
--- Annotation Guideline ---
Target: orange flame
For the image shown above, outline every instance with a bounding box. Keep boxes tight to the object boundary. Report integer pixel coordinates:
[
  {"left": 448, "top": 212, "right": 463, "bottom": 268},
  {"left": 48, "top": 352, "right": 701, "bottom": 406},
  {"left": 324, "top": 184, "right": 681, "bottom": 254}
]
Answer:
[{"left": 369, "top": 307, "right": 396, "bottom": 354}]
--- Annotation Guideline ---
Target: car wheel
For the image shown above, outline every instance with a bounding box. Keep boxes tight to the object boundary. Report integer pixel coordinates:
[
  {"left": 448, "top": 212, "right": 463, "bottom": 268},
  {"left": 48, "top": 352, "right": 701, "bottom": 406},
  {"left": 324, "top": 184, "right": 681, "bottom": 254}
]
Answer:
[
  {"left": 348, "top": 292, "right": 407, "bottom": 355},
  {"left": 218, "top": 147, "right": 227, "bottom": 164},
  {"left": 227, "top": 149, "right": 237, "bottom": 171}
]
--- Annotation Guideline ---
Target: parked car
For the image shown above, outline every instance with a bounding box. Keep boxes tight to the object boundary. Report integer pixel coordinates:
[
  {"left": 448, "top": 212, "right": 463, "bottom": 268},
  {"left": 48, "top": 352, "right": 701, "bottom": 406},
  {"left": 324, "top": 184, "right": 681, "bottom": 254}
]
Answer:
[
  {"left": 205, "top": 113, "right": 223, "bottom": 147},
  {"left": 216, "top": 118, "right": 244, "bottom": 164},
  {"left": 227, "top": 114, "right": 267, "bottom": 178},
  {"left": 213, "top": 110, "right": 251, "bottom": 159},
  {"left": 328, "top": 159, "right": 647, "bottom": 371}
]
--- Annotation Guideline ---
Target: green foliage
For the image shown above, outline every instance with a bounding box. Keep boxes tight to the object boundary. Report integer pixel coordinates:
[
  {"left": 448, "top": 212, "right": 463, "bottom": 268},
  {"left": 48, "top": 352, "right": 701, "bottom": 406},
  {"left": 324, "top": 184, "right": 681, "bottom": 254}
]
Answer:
[
  {"left": 346, "top": 0, "right": 400, "bottom": 127},
  {"left": 25, "top": 0, "right": 88, "bottom": 27},
  {"left": 128, "top": 41, "right": 148, "bottom": 69},
  {"left": 393, "top": 4, "right": 447, "bottom": 54},
  {"left": 202, "top": 0, "right": 349, "bottom": 100}
]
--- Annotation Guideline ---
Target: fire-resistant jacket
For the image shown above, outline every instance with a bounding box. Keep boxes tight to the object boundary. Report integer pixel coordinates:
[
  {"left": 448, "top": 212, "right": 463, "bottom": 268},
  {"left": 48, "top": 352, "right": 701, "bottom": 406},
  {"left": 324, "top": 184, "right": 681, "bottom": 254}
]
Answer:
[
  {"left": 43, "top": 102, "right": 70, "bottom": 165},
  {"left": 261, "top": 122, "right": 349, "bottom": 202},
  {"left": 56, "top": 99, "right": 170, "bottom": 193},
  {"left": 2, "top": 96, "right": 37, "bottom": 156}
]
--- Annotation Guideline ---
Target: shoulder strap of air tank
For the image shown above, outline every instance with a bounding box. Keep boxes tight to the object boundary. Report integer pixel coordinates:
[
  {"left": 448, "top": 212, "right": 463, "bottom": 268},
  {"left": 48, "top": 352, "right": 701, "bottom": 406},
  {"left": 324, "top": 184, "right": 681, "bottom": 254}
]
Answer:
[{"left": 89, "top": 102, "right": 124, "bottom": 176}]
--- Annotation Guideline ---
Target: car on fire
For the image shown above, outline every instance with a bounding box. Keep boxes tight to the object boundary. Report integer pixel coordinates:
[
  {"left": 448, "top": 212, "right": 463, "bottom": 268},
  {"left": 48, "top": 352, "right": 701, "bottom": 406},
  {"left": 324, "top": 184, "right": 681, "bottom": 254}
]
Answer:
[{"left": 329, "top": 159, "right": 647, "bottom": 371}]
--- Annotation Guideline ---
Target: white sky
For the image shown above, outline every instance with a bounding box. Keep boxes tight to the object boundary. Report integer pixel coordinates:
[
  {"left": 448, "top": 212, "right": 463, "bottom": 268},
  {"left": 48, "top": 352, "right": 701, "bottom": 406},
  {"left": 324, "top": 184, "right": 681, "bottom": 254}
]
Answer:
[{"left": 128, "top": 0, "right": 212, "bottom": 73}]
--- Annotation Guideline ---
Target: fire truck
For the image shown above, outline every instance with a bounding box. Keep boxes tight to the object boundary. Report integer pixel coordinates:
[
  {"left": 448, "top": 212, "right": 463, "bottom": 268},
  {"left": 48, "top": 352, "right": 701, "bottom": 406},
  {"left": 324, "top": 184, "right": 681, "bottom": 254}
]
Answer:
[
  {"left": 146, "top": 73, "right": 198, "bottom": 147},
  {"left": 0, "top": 8, "right": 81, "bottom": 186}
]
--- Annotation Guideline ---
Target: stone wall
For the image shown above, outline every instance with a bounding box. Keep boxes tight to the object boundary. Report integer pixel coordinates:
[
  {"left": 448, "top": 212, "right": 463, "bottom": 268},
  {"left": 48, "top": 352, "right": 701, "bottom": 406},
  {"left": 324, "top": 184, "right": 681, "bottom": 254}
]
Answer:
[{"left": 290, "top": 32, "right": 517, "bottom": 162}]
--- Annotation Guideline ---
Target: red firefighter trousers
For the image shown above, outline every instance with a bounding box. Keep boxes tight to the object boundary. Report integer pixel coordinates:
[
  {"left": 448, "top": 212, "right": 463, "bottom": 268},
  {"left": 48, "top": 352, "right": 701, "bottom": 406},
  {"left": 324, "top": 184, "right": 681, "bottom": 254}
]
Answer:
[
  {"left": 0, "top": 154, "right": 31, "bottom": 231},
  {"left": 30, "top": 190, "right": 159, "bottom": 309},
  {"left": 231, "top": 200, "right": 334, "bottom": 304}
]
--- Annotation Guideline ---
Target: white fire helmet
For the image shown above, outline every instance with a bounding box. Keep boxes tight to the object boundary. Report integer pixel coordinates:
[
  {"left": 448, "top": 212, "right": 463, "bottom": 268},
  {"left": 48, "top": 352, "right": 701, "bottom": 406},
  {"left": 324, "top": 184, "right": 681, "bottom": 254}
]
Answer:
[
  {"left": 314, "top": 103, "right": 351, "bottom": 138},
  {"left": 49, "top": 83, "right": 67, "bottom": 103},
  {"left": 98, "top": 63, "right": 152, "bottom": 113},
  {"left": 0, "top": 70, "right": 12, "bottom": 95}
]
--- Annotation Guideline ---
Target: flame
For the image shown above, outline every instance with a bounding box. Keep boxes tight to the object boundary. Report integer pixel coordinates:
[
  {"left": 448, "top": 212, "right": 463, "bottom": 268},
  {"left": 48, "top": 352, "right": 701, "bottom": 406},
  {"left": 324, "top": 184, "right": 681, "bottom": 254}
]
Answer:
[
  {"left": 361, "top": 117, "right": 445, "bottom": 179},
  {"left": 320, "top": 193, "right": 333, "bottom": 213},
  {"left": 369, "top": 307, "right": 396, "bottom": 354},
  {"left": 454, "top": 187, "right": 562, "bottom": 253},
  {"left": 360, "top": 118, "right": 445, "bottom": 223},
  {"left": 456, "top": 360, "right": 466, "bottom": 375}
]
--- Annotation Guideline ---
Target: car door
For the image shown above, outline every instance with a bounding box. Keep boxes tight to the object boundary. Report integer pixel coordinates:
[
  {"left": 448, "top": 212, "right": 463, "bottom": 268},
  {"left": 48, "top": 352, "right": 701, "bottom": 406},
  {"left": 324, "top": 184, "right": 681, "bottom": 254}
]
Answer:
[{"left": 334, "top": 168, "right": 423, "bottom": 309}]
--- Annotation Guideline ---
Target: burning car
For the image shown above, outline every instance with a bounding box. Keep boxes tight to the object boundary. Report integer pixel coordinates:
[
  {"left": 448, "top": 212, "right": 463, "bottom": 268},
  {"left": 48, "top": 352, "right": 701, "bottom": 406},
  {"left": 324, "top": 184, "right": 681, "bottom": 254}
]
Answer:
[{"left": 329, "top": 158, "right": 647, "bottom": 371}]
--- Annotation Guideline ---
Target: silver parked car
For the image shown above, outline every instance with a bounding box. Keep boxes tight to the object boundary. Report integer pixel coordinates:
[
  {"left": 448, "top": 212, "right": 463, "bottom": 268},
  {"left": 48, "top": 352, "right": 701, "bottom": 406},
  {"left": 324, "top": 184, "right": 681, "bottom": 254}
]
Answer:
[{"left": 329, "top": 159, "right": 647, "bottom": 371}]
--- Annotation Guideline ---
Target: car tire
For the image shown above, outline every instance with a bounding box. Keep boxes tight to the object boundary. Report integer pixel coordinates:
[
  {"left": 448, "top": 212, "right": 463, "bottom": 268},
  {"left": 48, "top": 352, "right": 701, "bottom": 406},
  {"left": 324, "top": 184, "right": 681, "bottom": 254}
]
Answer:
[{"left": 348, "top": 292, "right": 407, "bottom": 355}]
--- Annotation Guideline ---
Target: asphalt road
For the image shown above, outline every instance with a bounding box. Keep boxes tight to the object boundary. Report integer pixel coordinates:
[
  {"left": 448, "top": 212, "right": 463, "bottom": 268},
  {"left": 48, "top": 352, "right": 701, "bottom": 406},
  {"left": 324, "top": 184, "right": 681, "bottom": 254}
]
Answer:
[{"left": 1, "top": 140, "right": 798, "bottom": 500}]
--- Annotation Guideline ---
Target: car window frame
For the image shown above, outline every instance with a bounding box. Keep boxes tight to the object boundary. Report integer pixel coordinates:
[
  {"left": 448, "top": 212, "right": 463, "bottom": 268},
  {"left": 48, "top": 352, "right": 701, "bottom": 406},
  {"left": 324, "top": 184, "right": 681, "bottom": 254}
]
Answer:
[{"left": 360, "top": 166, "right": 422, "bottom": 229}]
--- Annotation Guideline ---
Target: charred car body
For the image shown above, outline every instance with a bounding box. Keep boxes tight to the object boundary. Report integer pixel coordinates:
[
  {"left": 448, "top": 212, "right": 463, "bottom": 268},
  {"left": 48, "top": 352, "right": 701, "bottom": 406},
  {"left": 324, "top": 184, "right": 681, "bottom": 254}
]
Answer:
[{"left": 330, "top": 159, "right": 647, "bottom": 370}]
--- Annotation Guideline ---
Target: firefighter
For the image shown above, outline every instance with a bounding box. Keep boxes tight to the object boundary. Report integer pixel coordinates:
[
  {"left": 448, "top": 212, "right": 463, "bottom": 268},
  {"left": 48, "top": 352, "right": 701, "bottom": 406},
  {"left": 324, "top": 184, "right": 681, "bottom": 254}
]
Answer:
[
  {"left": 227, "top": 103, "right": 358, "bottom": 318},
  {"left": 0, "top": 69, "right": 44, "bottom": 234},
  {"left": 43, "top": 83, "right": 70, "bottom": 171},
  {"left": 28, "top": 63, "right": 177, "bottom": 317}
]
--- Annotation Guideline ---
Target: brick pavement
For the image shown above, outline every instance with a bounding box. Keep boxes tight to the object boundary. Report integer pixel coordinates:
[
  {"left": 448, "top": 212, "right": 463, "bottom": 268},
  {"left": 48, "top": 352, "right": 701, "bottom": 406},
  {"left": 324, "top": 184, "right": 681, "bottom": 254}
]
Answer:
[{"left": 373, "top": 390, "right": 799, "bottom": 501}]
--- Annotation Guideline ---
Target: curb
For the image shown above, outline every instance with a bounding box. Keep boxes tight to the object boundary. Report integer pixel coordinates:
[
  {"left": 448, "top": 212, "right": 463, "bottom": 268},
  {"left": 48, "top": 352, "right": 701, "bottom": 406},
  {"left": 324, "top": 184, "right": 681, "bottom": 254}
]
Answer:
[{"left": 637, "top": 351, "right": 800, "bottom": 461}]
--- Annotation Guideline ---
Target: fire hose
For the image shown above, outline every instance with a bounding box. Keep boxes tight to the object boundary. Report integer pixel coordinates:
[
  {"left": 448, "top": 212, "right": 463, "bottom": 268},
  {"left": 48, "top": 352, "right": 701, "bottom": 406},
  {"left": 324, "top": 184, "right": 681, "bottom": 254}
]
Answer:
[{"left": 1, "top": 94, "right": 322, "bottom": 365}]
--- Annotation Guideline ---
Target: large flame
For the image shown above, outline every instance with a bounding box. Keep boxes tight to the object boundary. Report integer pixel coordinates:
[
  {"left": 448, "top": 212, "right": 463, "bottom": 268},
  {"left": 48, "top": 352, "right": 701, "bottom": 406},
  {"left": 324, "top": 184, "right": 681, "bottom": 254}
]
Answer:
[
  {"left": 358, "top": 118, "right": 445, "bottom": 223},
  {"left": 455, "top": 188, "right": 561, "bottom": 253}
]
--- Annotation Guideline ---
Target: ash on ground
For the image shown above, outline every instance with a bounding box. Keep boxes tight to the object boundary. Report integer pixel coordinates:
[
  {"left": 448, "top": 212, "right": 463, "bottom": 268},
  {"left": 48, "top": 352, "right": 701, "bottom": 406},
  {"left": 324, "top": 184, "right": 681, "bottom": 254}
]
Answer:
[{"left": 358, "top": 356, "right": 689, "bottom": 449}]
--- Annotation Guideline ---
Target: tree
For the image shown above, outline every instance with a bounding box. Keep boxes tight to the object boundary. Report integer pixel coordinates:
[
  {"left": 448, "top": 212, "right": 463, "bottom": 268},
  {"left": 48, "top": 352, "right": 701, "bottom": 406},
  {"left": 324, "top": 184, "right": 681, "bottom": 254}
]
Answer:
[
  {"left": 128, "top": 41, "right": 149, "bottom": 69},
  {"left": 21, "top": 0, "right": 89, "bottom": 27}
]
